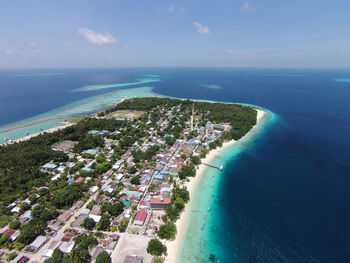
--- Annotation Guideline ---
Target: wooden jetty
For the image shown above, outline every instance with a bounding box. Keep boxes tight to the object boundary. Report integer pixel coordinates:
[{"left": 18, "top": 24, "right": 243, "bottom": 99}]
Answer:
[{"left": 202, "top": 163, "right": 223, "bottom": 171}]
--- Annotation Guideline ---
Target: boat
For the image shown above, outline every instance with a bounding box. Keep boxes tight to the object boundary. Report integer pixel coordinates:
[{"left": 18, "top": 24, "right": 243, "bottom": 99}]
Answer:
[
  {"left": 208, "top": 206, "right": 211, "bottom": 211},
  {"left": 201, "top": 225, "right": 204, "bottom": 231},
  {"left": 203, "top": 216, "right": 207, "bottom": 219}
]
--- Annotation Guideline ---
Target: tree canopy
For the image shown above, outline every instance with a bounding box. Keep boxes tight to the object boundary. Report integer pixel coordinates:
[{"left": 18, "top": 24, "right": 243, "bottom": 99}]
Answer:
[{"left": 147, "top": 239, "right": 167, "bottom": 257}]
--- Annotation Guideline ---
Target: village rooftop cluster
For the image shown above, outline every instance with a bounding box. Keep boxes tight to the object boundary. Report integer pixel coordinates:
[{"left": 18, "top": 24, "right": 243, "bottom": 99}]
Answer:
[{"left": 0, "top": 99, "right": 235, "bottom": 263}]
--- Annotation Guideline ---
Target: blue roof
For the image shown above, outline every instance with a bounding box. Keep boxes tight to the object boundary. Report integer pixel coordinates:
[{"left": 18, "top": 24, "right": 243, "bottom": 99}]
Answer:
[
  {"left": 154, "top": 174, "right": 164, "bottom": 180},
  {"left": 82, "top": 167, "right": 92, "bottom": 172},
  {"left": 88, "top": 130, "right": 100, "bottom": 135},
  {"left": 68, "top": 178, "right": 74, "bottom": 183},
  {"left": 145, "top": 176, "right": 151, "bottom": 181},
  {"left": 86, "top": 149, "right": 98, "bottom": 155},
  {"left": 160, "top": 171, "right": 169, "bottom": 175},
  {"left": 43, "top": 163, "right": 57, "bottom": 169},
  {"left": 23, "top": 210, "right": 33, "bottom": 219}
]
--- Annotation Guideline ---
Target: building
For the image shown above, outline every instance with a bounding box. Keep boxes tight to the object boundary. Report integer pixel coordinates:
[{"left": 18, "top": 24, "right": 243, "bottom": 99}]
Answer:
[
  {"left": 9, "top": 255, "right": 30, "bottom": 263},
  {"left": 89, "top": 186, "right": 99, "bottom": 194},
  {"left": 134, "top": 210, "right": 147, "bottom": 226},
  {"left": 59, "top": 241, "right": 75, "bottom": 254},
  {"left": 73, "top": 177, "right": 84, "bottom": 183},
  {"left": 150, "top": 198, "right": 171, "bottom": 209},
  {"left": 2, "top": 229, "right": 19, "bottom": 241},
  {"left": 58, "top": 211, "right": 73, "bottom": 222},
  {"left": 28, "top": 236, "right": 47, "bottom": 251}
]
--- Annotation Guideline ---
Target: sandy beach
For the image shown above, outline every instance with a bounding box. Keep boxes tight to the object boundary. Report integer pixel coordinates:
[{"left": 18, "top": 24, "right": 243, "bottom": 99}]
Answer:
[{"left": 165, "top": 109, "right": 266, "bottom": 263}]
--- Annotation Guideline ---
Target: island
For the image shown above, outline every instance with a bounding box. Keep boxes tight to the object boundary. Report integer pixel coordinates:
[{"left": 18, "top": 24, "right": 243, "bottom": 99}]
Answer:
[{"left": 0, "top": 97, "right": 263, "bottom": 263}]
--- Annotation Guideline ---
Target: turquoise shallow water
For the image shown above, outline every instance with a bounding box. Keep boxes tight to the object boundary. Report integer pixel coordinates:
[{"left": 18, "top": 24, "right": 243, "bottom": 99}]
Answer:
[
  {"left": 71, "top": 77, "right": 162, "bottom": 92},
  {"left": 333, "top": 78, "right": 350, "bottom": 83},
  {"left": 200, "top": 84, "right": 222, "bottom": 90},
  {"left": 179, "top": 109, "right": 276, "bottom": 263},
  {"left": 258, "top": 73, "right": 308, "bottom": 77},
  {"left": 0, "top": 121, "right": 63, "bottom": 143},
  {"left": 0, "top": 86, "right": 162, "bottom": 144}
]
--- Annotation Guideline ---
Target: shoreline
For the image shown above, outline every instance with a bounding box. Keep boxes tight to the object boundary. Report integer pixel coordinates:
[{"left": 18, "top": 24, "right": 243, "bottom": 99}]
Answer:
[
  {"left": 2, "top": 121, "right": 74, "bottom": 145},
  {"left": 165, "top": 109, "right": 266, "bottom": 263}
]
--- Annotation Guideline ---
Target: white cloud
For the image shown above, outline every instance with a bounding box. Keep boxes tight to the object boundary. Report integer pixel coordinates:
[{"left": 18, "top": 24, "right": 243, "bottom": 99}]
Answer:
[
  {"left": 194, "top": 22, "right": 211, "bottom": 35},
  {"left": 168, "top": 3, "right": 175, "bottom": 12},
  {"left": 225, "top": 49, "right": 234, "bottom": 55},
  {"left": 78, "top": 28, "right": 118, "bottom": 45},
  {"left": 242, "top": 2, "right": 255, "bottom": 13}
]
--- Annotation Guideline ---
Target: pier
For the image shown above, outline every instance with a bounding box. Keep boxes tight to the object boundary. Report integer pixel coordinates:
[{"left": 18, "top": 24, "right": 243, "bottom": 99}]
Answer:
[{"left": 202, "top": 163, "right": 223, "bottom": 171}]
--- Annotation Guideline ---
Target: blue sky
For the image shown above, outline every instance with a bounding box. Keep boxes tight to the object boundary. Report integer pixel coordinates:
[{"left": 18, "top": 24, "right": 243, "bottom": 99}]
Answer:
[{"left": 1, "top": 0, "right": 350, "bottom": 68}]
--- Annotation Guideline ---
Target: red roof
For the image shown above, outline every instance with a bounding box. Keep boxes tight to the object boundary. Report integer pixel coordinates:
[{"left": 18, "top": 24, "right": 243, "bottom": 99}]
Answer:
[
  {"left": 150, "top": 198, "right": 171, "bottom": 205},
  {"left": 95, "top": 178, "right": 102, "bottom": 184},
  {"left": 3, "top": 229, "right": 16, "bottom": 237},
  {"left": 134, "top": 210, "right": 147, "bottom": 222},
  {"left": 61, "top": 233, "right": 73, "bottom": 242},
  {"left": 73, "top": 177, "right": 83, "bottom": 183},
  {"left": 18, "top": 256, "right": 30, "bottom": 263}
]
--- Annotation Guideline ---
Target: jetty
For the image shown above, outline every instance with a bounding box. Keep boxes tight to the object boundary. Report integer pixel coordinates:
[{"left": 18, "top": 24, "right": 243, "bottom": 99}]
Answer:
[{"left": 202, "top": 163, "right": 223, "bottom": 171}]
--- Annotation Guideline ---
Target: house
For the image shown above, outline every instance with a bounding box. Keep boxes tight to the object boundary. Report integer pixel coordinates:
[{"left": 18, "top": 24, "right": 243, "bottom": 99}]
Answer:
[
  {"left": 89, "top": 214, "right": 101, "bottom": 223},
  {"left": 88, "top": 130, "right": 100, "bottom": 135},
  {"left": 103, "top": 169, "right": 114, "bottom": 180},
  {"left": 134, "top": 210, "right": 147, "bottom": 226},
  {"left": 74, "top": 200, "right": 84, "bottom": 209},
  {"left": 61, "top": 233, "right": 73, "bottom": 242},
  {"left": 58, "top": 211, "right": 73, "bottom": 222},
  {"left": 85, "top": 149, "right": 99, "bottom": 156},
  {"left": 42, "top": 163, "right": 57, "bottom": 170},
  {"left": 73, "top": 177, "right": 84, "bottom": 183},
  {"left": 59, "top": 241, "right": 75, "bottom": 254},
  {"left": 90, "top": 205, "right": 101, "bottom": 215},
  {"left": 28, "top": 236, "right": 47, "bottom": 251},
  {"left": 150, "top": 198, "right": 171, "bottom": 209},
  {"left": 41, "top": 249, "right": 54, "bottom": 259},
  {"left": 72, "top": 215, "right": 87, "bottom": 228},
  {"left": 2, "top": 229, "right": 19, "bottom": 241},
  {"left": 89, "top": 186, "right": 99, "bottom": 194},
  {"left": 9, "top": 255, "right": 30, "bottom": 263}
]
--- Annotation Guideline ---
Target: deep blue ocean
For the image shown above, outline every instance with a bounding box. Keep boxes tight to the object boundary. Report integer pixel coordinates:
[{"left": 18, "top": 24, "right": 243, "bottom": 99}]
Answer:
[{"left": 1, "top": 68, "right": 349, "bottom": 262}]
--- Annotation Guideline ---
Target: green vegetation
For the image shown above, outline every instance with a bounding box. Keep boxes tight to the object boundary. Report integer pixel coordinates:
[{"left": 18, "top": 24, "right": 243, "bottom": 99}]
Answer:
[
  {"left": 9, "top": 219, "right": 21, "bottom": 230},
  {"left": 96, "top": 251, "right": 111, "bottom": 263},
  {"left": 163, "top": 186, "right": 189, "bottom": 222},
  {"left": 178, "top": 163, "right": 196, "bottom": 180},
  {"left": 118, "top": 219, "right": 129, "bottom": 232},
  {"left": 158, "top": 221, "right": 177, "bottom": 240},
  {"left": 82, "top": 217, "right": 96, "bottom": 230},
  {"left": 0, "top": 118, "right": 126, "bottom": 204},
  {"left": 96, "top": 214, "right": 111, "bottom": 231},
  {"left": 130, "top": 175, "right": 140, "bottom": 185},
  {"left": 147, "top": 239, "right": 167, "bottom": 257}
]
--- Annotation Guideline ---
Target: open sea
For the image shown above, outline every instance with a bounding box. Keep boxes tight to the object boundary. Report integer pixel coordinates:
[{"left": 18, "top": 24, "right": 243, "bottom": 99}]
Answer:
[{"left": 1, "top": 68, "right": 349, "bottom": 262}]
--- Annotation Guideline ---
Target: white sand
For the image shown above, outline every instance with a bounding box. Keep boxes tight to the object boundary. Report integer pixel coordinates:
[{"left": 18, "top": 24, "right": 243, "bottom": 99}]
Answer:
[
  {"left": 5, "top": 122, "right": 73, "bottom": 145},
  {"left": 165, "top": 109, "right": 266, "bottom": 263}
]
